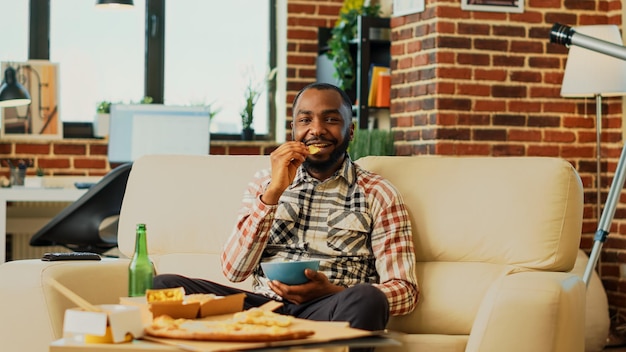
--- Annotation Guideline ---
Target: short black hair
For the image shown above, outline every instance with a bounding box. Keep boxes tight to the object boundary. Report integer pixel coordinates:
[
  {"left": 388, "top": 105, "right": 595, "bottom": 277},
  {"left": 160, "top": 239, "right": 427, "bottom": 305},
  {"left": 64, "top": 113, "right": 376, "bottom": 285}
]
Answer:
[{"left": 291, "top": 82, "right": 353, "bottom": 124}]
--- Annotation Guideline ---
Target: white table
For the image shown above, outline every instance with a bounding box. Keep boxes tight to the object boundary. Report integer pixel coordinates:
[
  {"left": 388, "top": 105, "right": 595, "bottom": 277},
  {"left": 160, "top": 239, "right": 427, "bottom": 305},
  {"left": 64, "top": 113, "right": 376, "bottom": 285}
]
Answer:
[{"left": 0, "top": 187, "right": 88, "bottom": 263}]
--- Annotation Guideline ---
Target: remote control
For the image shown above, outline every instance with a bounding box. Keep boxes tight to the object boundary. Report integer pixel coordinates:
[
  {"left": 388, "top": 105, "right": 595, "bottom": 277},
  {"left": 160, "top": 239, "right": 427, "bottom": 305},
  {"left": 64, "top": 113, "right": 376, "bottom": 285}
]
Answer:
[
  {"left": 41, "top": 252, "right": 101, "bottom": 261},
  {"left": 74, "top": 182, "right": 96, "bottom": 189}
]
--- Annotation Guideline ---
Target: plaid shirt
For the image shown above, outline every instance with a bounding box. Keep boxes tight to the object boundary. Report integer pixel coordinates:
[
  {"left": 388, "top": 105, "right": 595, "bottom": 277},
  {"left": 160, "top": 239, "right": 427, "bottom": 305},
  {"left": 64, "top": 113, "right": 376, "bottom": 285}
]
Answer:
[{"left": 221, "top": 157, "right": 418, "bottom": 316}]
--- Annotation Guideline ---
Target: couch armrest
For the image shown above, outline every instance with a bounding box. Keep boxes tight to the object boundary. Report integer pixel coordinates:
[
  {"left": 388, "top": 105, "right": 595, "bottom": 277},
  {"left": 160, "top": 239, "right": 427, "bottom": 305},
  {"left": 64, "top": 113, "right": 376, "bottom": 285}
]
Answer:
[
  {"left": 0, "top": 258, "right": 129, "bottom": 352},
  {"left": 466, "top": 271, "right": 586, "bottom": 352}
]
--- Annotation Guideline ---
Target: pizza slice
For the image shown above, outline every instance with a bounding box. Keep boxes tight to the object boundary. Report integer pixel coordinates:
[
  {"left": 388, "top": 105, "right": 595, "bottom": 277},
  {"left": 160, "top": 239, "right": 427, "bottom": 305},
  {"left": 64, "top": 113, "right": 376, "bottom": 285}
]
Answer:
[{"left": 145, "top": 308, "right": 315, "bottom": 342}]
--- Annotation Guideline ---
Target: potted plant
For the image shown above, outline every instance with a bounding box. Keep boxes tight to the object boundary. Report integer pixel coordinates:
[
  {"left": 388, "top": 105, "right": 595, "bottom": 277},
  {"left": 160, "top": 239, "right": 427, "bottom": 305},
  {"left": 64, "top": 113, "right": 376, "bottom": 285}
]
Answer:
[
  {"left": 94, "top": 97, "right": 153, "bottom": 138},
  {"left": 25, "top": 167, "right": 44, "bottom": 188},
  {"left": 326, "top": 2, "right": 381, "bottom": 91},
  {"left": 241, "top": 81, "right": 261, "bottom": 140},
  {"left": 96, "top": 101, "right": 111, "bottom": 114},
  {"left": 348, "top": 128, "right": 395, "bottom": 160},
  {"left": 240, "top": 68, "right": 277, "bottom": 140},
  {"left": 94, "top": 100, "right": 112, "bottom": 138}
]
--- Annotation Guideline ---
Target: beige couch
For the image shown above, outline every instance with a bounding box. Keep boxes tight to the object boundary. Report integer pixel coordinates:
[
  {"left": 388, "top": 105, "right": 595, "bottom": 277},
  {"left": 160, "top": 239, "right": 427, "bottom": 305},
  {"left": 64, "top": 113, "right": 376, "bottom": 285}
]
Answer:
[{"left": 0, "top": 154, "right": 609, "bottom": 351}]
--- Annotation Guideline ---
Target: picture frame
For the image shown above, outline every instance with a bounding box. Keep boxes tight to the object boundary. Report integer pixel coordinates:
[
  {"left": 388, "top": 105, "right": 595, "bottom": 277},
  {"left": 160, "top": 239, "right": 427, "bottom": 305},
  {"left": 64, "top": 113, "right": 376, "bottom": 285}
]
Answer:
[
  {"left": 0, "top": 60, "right": 62, "bottom": 139},
  {"left": 393, "top": 0, "right": 425, "bottom": 17},
  {"left": 461, "top": 0, "right": 524, "bottom": 13}
]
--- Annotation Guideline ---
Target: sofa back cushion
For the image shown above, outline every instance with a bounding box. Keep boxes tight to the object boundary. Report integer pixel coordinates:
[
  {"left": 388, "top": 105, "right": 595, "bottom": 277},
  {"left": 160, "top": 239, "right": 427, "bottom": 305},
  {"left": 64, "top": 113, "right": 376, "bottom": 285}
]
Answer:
[
  {"left": 118, "top": 154, "right": 270, "bottom": 287},
  {"left": 355, "top": 156, "right": 583, "bottom": 270},
  {"left": 355, "top": 156, "right": 584, "bottom": 334}
]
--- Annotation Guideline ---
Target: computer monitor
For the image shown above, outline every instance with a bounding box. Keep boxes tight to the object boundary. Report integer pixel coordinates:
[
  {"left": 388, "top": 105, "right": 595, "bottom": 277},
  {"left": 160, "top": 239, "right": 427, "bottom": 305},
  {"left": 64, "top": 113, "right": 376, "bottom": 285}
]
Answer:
[{"left": 108, "top": 104, "right": 211, "bottom": 164}]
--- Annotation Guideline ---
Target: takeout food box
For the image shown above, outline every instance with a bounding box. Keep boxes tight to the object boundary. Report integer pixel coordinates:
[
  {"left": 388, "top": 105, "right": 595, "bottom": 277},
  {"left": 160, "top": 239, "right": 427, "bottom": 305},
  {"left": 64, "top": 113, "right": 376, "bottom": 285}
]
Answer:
[
  {"left": 120, "top": 292, "right": 246, "bottom": 321},
  {"left": 151, "top": 292, "right": 246, "bottom": 319},
  {"left": 62, "top": 304, "right": 144, "bottom": 344}
]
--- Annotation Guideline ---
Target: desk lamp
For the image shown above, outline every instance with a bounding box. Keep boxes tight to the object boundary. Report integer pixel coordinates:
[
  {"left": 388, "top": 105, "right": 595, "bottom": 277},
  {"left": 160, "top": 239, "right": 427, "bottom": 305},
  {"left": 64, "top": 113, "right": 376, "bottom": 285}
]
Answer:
[
  {"left": 0, "top": 66, "right": 31, "bottom": 108},
  {"left": 0, "top": 64, "right": 57, "bottom": 135},
  {"left": 560, "top": 25, "right": 626, "bottom": 225}
]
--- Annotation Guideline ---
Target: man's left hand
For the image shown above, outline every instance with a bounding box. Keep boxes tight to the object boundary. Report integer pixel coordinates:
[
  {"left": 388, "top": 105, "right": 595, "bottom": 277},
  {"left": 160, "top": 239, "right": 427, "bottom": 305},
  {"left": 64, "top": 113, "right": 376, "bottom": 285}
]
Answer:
[{"left": 267, "top": 269, "right": 344, "bottom": 304}]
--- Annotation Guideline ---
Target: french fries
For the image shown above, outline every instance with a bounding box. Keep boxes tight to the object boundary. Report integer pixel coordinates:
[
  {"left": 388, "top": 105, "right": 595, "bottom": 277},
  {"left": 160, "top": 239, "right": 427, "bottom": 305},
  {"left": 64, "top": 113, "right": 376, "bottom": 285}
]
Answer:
[{"left": 146, "top": 287, "right": 185, "bottom": 303}]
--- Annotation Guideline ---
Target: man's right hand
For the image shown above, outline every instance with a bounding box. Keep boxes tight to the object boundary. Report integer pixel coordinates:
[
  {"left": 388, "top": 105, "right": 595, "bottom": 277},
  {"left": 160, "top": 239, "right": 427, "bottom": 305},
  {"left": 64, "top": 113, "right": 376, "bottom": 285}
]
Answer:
[
  {"left": 261, "top": 142, "right": 309, "bottom": 205},
  {"left": 267, "top": 269, "right": 345, "bottom": 305}
]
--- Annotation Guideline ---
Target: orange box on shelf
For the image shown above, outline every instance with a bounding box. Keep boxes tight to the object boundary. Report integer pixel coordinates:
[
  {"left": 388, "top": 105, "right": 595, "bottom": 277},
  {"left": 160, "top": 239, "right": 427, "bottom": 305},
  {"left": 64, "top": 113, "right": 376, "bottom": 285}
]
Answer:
[{"left": 376, "top": 71, "right": 391, "bottom": 108}]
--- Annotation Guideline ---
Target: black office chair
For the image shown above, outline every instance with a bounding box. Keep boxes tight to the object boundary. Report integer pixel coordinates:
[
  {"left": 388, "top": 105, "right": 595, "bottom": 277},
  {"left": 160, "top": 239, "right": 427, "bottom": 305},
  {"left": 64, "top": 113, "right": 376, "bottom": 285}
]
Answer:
[{"left": 29, "top": 162, "right": 132, "bottom": 254}]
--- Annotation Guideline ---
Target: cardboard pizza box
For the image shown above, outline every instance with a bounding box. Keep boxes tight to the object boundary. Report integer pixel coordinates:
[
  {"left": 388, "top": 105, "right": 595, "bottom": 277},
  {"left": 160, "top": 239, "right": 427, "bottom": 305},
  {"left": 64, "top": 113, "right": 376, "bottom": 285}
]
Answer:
[
  {"left": 120, "top": 292, "right": 246, "bottom": 321},
  {"left": 62, "top": 304, "right": 144, "bottom": 344},
  {"left": 143, "top": 318, "right": 389, "bottom": 351}
]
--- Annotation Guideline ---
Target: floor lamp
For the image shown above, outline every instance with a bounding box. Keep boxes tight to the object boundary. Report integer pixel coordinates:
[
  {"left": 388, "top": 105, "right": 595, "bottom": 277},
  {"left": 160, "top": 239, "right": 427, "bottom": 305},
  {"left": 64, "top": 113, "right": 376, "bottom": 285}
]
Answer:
[{"left": 559, "top": 25, "right": 626, "bottom": 285}]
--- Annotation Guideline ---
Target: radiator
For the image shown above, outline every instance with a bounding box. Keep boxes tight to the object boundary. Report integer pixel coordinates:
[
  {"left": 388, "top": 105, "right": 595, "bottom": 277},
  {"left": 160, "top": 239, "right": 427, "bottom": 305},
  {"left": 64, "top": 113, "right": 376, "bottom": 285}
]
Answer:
[
  {"left": 6, "top": 201, "right": 72, "bottom": 261},
  {"left": 5, "top": 201, "right": 123, "bottom": 261},
  {"left": 8, "top": 233, "right": 70, "bottom": 261}
]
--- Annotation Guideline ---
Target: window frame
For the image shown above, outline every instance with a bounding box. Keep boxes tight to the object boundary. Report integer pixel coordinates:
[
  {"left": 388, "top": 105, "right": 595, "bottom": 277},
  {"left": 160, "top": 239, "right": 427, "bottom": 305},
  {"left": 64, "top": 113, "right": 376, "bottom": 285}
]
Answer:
[{"left": 29, "top": 0, "right": 277, "bottom": 141}]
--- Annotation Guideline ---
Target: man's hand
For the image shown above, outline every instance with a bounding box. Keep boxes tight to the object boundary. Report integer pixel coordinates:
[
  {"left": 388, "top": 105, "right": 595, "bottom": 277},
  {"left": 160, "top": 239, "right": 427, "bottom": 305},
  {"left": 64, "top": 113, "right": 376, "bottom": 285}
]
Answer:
[
  {"left": 267, "top": 269, "right": 345, "bottom": 304},
  {"left": 262, "top": 142, "right": 309, "bottom": 204}
]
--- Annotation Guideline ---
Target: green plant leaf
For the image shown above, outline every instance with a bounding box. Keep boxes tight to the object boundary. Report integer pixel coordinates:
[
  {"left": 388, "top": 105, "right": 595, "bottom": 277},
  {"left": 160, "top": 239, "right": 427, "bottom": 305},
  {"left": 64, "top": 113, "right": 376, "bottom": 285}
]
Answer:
[
  {"left": 349, "top": 128, "right": 394, "bottom": 160},
  {"left": 326, "top": 5, "right": 381, "bottom": 90}
]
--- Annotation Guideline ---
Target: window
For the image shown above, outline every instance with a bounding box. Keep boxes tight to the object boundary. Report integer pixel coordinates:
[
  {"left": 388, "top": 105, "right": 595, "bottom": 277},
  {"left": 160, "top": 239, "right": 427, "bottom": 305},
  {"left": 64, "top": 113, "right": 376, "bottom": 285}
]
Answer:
[
  {"left": 21, "top": 0, "right": 277, "bottom": 140},
  {"left": 50, "top": 0, "right": 145, "bottom": 123},
  {"left": 0, "top": 2, "right": 28, "bottom": 62},
  {"left": 164, "top": 0, "right": 272, "bottom": 136}
]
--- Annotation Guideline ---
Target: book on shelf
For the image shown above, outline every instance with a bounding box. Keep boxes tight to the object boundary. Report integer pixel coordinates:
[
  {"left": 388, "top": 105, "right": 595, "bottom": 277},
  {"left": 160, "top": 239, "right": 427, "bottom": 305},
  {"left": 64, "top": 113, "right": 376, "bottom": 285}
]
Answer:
[
  {"left": 367, "top": 65, "right": 390, "bottom": 107},
  {"left": 376, "top": 71, "right": 391, "bottom": 108}
]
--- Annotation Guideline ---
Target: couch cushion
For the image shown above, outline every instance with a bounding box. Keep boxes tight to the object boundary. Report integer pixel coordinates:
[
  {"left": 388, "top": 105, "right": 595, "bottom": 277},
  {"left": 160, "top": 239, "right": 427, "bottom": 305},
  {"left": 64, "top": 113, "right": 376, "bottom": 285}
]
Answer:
[
  {"left": 387, "top": 261, "right": 512, "bottom": 334},
  {"left": 118, "top": 154, "right": 270, "bottom": 282},
  {"left": 355, "top": 156, "right": 583, "bottom": 271}
]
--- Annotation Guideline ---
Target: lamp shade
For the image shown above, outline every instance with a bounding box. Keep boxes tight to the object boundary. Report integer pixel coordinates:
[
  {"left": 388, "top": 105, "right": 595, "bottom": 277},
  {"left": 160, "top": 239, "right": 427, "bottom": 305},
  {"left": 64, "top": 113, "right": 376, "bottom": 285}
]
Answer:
[
  {"left": 561, "top": 25, "right": 626, "bottom": 97},
  {"left": 0, "top": 66, "right": 31, "bottom": 108},
  {"left": 96, "top": 0, "right": 134, "bottom": 8}
]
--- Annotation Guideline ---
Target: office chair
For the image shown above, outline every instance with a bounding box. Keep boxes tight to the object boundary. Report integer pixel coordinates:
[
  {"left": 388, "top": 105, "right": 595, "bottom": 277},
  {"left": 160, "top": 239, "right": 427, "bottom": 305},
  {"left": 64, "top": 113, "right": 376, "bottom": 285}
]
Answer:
[{"left": 29, "top": 162, "right": 132, "bottom": 254}]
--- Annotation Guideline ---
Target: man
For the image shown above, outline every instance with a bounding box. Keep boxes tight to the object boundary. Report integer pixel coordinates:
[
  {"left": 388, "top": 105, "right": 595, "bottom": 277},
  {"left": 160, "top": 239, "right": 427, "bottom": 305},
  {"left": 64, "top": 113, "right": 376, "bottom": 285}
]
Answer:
[{"left": 154, "top": 82, "right": 418, "bottom": 335}]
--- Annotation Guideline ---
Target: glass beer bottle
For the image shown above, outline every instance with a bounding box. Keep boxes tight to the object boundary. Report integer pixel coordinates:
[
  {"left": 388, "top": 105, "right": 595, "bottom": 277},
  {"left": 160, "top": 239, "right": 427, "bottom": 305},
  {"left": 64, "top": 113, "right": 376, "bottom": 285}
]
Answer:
[{"left": 128, "top": 223, "right": 155, "bottom": 297}]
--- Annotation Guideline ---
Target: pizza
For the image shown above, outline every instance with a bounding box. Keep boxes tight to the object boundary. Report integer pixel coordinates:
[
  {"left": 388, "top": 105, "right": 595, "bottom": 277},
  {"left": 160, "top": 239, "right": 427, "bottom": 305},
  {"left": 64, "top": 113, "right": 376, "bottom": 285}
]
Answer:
[{"left": 145, "top": 307, "right": 315, "bottom": 342}]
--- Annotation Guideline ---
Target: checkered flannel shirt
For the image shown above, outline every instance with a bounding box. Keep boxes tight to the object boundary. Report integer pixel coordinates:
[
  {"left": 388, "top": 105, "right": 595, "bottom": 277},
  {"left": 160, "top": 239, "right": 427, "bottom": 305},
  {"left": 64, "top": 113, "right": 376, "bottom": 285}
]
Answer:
[{"left": 221, "top": 157, "right": 418, "bottom": 316}]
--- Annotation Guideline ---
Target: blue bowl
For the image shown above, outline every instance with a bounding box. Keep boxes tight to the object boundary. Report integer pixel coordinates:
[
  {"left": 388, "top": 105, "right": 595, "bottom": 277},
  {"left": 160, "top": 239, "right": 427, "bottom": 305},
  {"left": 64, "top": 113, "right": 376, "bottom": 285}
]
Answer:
[{"left": 260, "top": 260, "right": 320, "bottom": 285}]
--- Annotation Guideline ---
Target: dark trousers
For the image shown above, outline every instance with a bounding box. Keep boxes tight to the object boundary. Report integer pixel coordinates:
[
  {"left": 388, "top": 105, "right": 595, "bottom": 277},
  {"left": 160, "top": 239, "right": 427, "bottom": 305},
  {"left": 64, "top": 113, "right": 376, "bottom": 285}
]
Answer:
[{"left": 153, "top": 273, "right": 389, "bottom": 335}]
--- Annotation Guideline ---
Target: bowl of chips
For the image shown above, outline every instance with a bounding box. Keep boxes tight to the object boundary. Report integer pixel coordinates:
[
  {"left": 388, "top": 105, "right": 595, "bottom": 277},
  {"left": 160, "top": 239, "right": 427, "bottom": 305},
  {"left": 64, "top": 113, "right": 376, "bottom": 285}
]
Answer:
[{"left": 261, "top": 260, "right": 320, "bottom": 285}]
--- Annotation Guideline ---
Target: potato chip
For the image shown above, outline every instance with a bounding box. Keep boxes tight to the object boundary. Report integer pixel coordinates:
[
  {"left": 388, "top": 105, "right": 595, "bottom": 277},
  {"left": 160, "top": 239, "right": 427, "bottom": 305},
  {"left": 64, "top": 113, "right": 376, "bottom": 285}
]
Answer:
[{"left": 308, "top": 145, "right": 321, "bottom": 154}]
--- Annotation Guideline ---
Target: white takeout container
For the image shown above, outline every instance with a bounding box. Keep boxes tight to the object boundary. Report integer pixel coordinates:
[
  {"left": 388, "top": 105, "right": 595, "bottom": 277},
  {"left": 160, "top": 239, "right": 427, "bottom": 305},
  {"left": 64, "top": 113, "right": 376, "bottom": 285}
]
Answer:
[{"left": 63, "top": 304, "right": 144, "bottom": 344}]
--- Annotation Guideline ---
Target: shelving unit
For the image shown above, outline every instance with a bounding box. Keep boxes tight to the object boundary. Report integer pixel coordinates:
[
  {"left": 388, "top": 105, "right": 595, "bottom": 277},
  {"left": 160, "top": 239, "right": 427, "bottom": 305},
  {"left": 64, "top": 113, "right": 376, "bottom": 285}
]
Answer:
[
  {"left": 316, "top": 16, "right": 391, "bottom": 130},
  {"left": 355, "top": 16, "right": 390, "bottom": 130}
]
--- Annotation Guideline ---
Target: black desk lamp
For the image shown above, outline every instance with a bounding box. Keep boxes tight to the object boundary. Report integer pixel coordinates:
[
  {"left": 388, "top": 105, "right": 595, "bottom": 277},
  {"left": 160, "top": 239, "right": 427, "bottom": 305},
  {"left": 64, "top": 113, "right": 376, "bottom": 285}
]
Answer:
[
  {"left": 0, "top": 67, "right": 31, "bottom": 108},
  {"left": 0, "top": 64, "right": 58, "bottom": 135},
  {"left": 96, "top": 0, "right": 134, "bottom": 8}
]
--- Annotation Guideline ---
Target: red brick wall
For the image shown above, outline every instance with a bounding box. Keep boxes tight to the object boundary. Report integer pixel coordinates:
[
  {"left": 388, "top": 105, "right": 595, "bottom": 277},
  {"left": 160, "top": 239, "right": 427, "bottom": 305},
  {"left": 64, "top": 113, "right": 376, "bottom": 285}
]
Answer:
[
  {"left": 3, "top": 0, "right": 626, "bottom": 326},
  {"left": 0, "top": 139, "right": 280, "bottom": 178},
  {"left": 0, "top": 139, "right": 110, "bottom": 178}
]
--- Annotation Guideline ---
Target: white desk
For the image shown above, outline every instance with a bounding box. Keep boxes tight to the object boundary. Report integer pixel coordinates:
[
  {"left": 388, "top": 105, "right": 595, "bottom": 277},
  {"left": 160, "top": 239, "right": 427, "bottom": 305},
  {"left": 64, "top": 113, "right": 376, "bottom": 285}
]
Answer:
[{"left": 0, "top": 187, "right": 88, "bottom": 263}]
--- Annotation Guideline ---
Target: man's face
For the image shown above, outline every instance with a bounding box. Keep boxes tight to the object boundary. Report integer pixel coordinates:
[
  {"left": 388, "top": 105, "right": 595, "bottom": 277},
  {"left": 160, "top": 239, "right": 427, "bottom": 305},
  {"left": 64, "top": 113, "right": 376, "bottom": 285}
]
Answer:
[{"left": 292, "top": 88, "right": 354, "bottom": 174}]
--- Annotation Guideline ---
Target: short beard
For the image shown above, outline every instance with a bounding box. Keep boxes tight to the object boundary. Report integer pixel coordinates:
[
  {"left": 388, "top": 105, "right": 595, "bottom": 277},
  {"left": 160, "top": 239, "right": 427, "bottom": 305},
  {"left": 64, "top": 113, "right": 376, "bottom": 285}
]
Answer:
[{"left": 303, "top": 136, "right": 351, "bottom": 175}]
